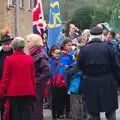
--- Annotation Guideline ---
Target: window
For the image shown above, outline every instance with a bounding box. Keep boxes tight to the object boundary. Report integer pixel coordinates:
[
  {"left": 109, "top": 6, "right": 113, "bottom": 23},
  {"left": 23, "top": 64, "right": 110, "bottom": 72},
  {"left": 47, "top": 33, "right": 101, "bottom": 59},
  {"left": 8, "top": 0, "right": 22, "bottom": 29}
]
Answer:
[
  {"left": 20, "top": 0, "right": 24, "bottom": 8},
  {"left": 9, "top": 0, "right": 15, "bottom": 6},
  {"left": 28, "top": 0, "right": 33, "bottom": 10}
]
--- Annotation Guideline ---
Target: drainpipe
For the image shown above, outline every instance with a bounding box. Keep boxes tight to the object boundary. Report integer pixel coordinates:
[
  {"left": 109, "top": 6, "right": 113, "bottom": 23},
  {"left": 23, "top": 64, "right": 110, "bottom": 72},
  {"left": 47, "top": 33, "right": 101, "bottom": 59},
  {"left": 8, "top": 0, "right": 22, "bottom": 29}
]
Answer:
[{"left": 15, "top": 0, "right": 19, "bottom": 37}]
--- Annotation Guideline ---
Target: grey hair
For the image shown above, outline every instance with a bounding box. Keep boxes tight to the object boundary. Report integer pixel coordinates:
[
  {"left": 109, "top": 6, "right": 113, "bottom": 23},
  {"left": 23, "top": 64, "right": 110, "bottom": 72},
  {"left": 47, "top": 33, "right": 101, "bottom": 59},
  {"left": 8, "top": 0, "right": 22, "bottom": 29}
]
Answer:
[
  {"left": 11, "top": 37, "right": 25, "bottom": 51},
  {"left": 89, "top": 34, "right": 104, "bottom": 42}
]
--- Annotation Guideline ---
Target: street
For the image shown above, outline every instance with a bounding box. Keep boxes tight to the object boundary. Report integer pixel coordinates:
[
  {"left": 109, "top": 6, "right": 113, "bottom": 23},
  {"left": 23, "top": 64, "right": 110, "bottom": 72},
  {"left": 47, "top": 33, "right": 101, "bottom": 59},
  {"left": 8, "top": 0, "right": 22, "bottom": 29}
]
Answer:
[
  {"left": 43, "top": 108, "right": 120, "bottom": 120},
  {"left": 43, "top": 96, "right": 120, "bottom": 120},
  {"left": 0, "top": 104, "right": 120, "bottom": 120}
]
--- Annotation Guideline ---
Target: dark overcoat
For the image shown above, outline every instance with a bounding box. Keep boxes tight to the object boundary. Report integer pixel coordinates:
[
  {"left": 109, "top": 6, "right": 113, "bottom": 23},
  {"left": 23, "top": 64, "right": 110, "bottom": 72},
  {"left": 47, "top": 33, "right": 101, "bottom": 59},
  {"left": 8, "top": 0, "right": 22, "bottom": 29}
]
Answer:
[
  {"left": 77, "top": 38, "right": 120, "bottom": 113},
  {"left": 0, "top": 49, "right": 13, "bottom": 110},
  {"left": 0, "top": 49, "right": 13, "bottom": 80},
  {"left": 31, "top": 49, "right": 50, "bottom": 120}
]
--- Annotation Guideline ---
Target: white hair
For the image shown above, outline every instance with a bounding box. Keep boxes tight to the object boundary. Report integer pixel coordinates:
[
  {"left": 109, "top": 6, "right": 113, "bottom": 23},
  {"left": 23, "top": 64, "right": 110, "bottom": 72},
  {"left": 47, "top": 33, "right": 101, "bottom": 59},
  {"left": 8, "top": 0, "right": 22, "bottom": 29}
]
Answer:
[
  {"left": 89, "top": 34, "right": 104, "bottom": 42},
  {"left": 11, "top": 37, "right": 25, "bottom": 50},
  {"left": 27, "top": 34, "right": 43, "bottom": 47},
  {"left": 83, "top": 29, "right": 90, "bottom": 34}
]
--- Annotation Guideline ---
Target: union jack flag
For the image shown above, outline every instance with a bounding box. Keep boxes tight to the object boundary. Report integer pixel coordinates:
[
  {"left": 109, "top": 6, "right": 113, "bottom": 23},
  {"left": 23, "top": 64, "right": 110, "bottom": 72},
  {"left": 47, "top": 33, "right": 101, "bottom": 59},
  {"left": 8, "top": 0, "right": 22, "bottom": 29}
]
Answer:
[{"left": 33, "top": 0, "right": 44, "bottom": 38}]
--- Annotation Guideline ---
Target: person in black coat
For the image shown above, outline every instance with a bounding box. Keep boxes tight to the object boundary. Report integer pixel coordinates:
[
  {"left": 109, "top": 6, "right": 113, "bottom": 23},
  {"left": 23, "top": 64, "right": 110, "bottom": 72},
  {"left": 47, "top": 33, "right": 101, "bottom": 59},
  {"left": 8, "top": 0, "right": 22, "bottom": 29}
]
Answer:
[
  {"left": 77, "top": 27, "right": 120, "bottom": 120},
  {"left": 0, "top": 28, "right": 13, "bottom": 120}
]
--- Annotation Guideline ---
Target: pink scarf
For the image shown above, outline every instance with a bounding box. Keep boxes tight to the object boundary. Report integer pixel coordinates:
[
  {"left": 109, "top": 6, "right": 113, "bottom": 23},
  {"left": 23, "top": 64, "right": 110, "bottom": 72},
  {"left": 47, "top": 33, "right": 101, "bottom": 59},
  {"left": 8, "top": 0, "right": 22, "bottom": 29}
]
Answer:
[{"left": 29, "top": 47, "right": 42, "bottom": 55}]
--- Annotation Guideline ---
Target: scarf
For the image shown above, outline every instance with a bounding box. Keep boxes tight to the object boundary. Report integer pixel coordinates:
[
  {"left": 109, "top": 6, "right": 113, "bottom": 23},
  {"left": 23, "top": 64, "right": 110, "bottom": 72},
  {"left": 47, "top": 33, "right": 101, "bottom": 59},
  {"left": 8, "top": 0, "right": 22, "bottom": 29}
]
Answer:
[
  {"left": 29, "top": 47, "right": 42, "bottom": 55},
  {"left": 50, "top": 58, "right": 66, "bottom": 87}
]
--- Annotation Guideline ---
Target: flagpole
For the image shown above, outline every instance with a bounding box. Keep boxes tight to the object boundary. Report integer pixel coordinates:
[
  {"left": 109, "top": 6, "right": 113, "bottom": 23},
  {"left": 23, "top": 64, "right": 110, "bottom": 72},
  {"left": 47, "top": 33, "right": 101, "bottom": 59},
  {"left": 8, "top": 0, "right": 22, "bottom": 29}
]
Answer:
[
  {"left": 40, "top": 0, "right": 45, "bottom": 30},
  {"left": 15, "top": 0, "right": 19, "bottom": 37}
]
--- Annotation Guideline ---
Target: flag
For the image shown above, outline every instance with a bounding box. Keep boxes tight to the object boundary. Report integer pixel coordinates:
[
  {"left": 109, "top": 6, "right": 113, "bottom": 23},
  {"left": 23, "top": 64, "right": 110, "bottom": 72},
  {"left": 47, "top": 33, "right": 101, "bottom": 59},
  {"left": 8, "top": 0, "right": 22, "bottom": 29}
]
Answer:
[
  {"left": 33, "top": 0, "right": 44, "bottom": 38},
  {"left": 110, "top": 0, "right": 120, "bottom": 33},
  {"left": 44, "top": 21, "right": 48, "bottom": 31},
  {"left": 48, "top": 0, "right": 63, "bottom": 49}
]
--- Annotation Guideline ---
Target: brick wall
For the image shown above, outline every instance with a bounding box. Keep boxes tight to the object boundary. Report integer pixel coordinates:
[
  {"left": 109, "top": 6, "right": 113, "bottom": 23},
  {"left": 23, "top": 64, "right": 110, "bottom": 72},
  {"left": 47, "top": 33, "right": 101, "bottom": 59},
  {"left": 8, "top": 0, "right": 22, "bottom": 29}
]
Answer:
[
  {"left": 5, "top": 6, "right": 16, "bottom": 37},
  {"left": 19, "top": 0, "right": 33, "bottom": 39},
  {"left": 0, "top": 0, "right": 33, "bottom": 39},
  {"left": 0, "top": 0, "right": 5, "bottom": 30}
]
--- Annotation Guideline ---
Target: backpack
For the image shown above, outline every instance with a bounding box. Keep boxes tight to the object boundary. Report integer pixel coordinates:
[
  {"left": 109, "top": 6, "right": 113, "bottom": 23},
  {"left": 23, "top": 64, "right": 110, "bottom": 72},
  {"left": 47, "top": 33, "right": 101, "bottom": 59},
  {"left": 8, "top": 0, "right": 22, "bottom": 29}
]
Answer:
[{"left": 111, "top": 39, "right": 119, "bottom": 50}]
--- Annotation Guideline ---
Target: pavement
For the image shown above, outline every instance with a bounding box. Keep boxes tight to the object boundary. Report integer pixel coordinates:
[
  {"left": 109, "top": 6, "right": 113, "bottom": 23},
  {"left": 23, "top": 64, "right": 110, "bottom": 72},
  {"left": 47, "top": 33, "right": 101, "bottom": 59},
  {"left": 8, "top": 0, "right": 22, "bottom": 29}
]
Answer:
[
  {"left": 44, "top": 96, "right": 120, "bottom": 120},
  {"left": 0, "top": 107, "right": 120, "bottom": 120},
  {"left": 43, "top": 108, "right": 120, "bottom": 120},
  {"left": 0, "top": 100, "right": 120, "bottom": 120},
  {"left": 43, "top": 109, "right": 71, "bottom": 120}
]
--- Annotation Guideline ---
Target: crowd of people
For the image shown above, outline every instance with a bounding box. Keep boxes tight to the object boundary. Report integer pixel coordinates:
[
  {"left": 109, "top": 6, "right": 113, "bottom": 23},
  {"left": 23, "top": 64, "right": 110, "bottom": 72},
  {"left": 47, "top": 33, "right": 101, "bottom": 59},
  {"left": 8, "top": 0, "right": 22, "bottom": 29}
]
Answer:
[{"left": 0, "top": 23, "right": 120, "bottom": 120}]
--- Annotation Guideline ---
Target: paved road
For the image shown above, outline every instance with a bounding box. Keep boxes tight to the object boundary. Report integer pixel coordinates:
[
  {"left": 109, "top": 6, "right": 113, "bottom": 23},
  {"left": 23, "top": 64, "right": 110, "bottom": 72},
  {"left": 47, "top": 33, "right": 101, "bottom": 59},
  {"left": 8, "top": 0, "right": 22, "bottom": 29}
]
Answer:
[
  {"left": 43, "top": 109, "right": 71, "bottom": 120},
  {"left": 0, "top": 104, "right": 120, "bottom": 120},
  {"left": 43, "top": 107, "right": 120, "bottom": 120},
  {"left": 44, "top": 96, "right": 120, "bottom": 120}
]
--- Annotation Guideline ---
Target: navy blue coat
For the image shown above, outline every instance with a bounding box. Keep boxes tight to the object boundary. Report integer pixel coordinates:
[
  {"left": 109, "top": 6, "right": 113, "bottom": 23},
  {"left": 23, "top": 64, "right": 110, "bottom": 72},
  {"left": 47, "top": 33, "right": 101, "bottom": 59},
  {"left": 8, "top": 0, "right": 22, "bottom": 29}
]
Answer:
[{"left": 77, "top": 38, "right": 120, "bottom": 113}]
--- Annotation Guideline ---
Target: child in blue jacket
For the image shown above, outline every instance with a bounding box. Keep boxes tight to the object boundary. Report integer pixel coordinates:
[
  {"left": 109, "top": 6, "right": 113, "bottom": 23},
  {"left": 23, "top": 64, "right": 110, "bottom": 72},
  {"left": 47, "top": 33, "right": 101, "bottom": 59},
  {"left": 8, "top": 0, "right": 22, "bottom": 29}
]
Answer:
[
  {"left": 60, "top": 38, "right": 75, "bottom": 117},
  {"left": 49, "top": 45, "right": 67, "bottom": 120},
  {"left": 65, "top": 49, "right": 84, "bottom": 120}
]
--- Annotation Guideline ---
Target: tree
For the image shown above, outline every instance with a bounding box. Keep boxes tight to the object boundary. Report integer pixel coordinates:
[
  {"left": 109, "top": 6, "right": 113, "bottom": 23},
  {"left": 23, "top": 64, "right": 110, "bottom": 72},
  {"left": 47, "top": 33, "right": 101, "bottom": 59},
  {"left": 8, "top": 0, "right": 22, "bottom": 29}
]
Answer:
[
  {"left": 91, "top": 6, "right": 112, "bottom": 26},
  {"left": 71, "top": 6, "right": 94, "bottom": 30},
  {"left": 110, "top": 0, "right": 120, "bottom": 33},
  {"left": 103, "top": 0, "right": 114, "bottom": 6}
]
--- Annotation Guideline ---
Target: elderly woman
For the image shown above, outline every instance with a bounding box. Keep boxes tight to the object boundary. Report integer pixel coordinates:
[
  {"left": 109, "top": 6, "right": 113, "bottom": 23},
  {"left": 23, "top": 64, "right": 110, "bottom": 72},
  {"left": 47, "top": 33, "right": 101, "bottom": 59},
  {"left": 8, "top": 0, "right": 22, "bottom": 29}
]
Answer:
[
  {"left": 0, "top": 37, "right": 36, "bottom": 120},
  {"left": 0, "top": 27, "right": 13, "bottom": 120},
  {"left": 82, "top": 29, "right": 90, "bottom": 43},
  {"left": 26, "top": 34, "right": 50, "bottom": 120}
]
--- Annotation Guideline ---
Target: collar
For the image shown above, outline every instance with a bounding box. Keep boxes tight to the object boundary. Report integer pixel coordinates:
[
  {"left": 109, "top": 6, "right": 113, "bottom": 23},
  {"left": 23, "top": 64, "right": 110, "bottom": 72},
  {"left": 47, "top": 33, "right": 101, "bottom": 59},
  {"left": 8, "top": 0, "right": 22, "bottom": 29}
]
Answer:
[
  {"left": 88, "top": 38, "right": 103, "bottom": 44},
  {"left": 0, "top": 48, "right": 13, "bottom": 56},
  {"left": 13, "top": 51, "right": 25, "bottom": 55},
  {"left": 29, "top": 47, "right": 42, "bottom": 55}
]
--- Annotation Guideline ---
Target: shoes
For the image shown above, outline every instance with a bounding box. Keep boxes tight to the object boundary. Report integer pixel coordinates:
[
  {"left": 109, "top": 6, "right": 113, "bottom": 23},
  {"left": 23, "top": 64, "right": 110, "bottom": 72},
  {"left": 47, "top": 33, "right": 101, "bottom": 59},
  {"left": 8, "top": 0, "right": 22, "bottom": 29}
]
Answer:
[
  {"left": 43, "top": 104, "right": 51, "bottom": 109},
  {"left": 59, "top": 115, "right": 64, "bottom": 119},
  {"left": 53, "top": 118, "right": 61, "bottom": 120},
  {"left": 66, "top": 114, "right": 72, "bottom": 118}
]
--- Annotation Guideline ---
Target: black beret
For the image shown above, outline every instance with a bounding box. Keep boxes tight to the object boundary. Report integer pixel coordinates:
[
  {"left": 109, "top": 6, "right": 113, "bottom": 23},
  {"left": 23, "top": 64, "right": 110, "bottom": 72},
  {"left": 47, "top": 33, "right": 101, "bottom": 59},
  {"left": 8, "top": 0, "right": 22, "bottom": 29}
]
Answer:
[{"left": 90, "top": 27, "right": 103, "bottom": 35}]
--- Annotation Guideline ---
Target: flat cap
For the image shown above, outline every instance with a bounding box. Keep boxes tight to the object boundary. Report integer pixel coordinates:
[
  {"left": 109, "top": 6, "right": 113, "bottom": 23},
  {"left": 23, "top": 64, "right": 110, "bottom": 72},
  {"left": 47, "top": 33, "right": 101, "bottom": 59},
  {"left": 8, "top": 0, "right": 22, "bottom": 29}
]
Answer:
[{"left": 90, "top": 27, "right": 103, "bottom": 35}]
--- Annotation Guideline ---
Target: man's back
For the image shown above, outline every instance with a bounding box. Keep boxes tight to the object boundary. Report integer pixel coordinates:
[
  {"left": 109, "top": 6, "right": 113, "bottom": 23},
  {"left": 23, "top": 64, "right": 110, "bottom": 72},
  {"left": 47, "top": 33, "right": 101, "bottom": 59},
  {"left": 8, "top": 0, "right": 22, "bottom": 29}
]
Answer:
[
  {"left": 77, "top": 38, "right": 119, "bottom": 114},
  {"left": 78, "top": 39, "right": 115, "bottom": 76}
]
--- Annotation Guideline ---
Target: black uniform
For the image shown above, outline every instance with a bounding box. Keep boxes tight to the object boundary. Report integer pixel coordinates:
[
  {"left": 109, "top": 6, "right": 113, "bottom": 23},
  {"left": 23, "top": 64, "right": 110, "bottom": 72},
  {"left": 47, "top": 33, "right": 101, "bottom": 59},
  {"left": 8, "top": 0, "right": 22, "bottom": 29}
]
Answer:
[
  {"left": 0, "top": 49, "right": 13, "bottom": 120},
  {"left": 77, "top": 39, "right": 120, "bottom": 115}
]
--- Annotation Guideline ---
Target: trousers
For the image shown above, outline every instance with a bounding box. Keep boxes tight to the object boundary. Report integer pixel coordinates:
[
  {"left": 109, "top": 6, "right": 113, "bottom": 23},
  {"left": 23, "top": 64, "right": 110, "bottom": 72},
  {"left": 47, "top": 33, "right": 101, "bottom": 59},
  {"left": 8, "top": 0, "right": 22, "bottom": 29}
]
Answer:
[
  {"left": 0, "top": 97, "right": 6, "bottom": 120},
  {"left": 9, "top": 96, "right": 34, "bottom": 120},
  {"left": 90, "top": 111, "right": 116, "bottom": 120},
  {"left": 70, "top": 93, "right": 84, "bottom": 120},
  {"left": 51, "top": 86, "right": 66, "bottom": 119}
]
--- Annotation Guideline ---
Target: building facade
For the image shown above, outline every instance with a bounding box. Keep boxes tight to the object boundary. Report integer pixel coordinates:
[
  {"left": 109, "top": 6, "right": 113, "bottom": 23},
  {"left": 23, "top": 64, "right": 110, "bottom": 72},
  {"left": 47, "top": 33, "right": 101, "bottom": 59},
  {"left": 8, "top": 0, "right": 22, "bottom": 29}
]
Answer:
[{"left": 0, "top": 0, "right": 33, "bottom": 39}]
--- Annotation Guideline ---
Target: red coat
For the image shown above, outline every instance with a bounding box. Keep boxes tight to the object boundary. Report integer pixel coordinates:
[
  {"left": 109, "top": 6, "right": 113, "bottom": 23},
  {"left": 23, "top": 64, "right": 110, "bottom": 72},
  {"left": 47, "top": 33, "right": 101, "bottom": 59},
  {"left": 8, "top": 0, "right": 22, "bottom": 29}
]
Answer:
[{"left": 0, "top": 51, "right": 36, "bottom": 97}]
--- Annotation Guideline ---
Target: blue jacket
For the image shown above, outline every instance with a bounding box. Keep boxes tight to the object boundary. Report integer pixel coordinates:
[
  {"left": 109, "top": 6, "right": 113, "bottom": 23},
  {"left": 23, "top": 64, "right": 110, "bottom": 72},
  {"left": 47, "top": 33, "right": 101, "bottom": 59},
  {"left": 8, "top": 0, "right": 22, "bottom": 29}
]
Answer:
[
  {"left": 65, "top": 62, "right": 81, "bottom": 94},
  {"left": 49, "top": 57, "right": 66, "bottom": 87},
  {"left": 60, "top": 50, "right": 75, "bottom": 67},
  {"left": 68, "top": 72, "right": 81, "bottom": 94}
]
